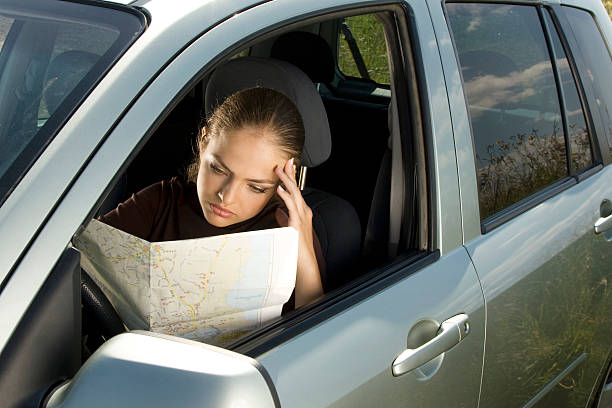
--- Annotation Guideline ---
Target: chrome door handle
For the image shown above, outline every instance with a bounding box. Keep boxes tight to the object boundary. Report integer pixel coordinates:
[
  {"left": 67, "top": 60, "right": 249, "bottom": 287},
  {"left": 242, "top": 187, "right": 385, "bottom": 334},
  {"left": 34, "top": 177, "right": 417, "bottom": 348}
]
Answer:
[
  {"left": 595, "top": 214, "right": 612, "bottom": 234},
  {"left": 392, "top": 314, "right": 470, "bottom": 377}
]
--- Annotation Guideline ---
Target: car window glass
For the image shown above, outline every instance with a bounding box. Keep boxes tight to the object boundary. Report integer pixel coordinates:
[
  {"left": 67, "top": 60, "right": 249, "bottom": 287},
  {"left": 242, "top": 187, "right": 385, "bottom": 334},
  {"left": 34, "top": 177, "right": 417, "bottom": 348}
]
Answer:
[
  {"left": 447, "top": 3, "right": 568, "bottom": 221},
  {"left": 337, "top": 14, "right": 390, "bottom": 84},
  {"left": 0, "top": 1, "right": 145, "bottom": 206},
  {"left": 544, "top": 11, "right": 593, "bottom": 173},
  {"left": 37, "top": 24, "right": 120, "bottom": 123},
  {"left": 563, "top": 6, "right": 612, "bottom": 161}
]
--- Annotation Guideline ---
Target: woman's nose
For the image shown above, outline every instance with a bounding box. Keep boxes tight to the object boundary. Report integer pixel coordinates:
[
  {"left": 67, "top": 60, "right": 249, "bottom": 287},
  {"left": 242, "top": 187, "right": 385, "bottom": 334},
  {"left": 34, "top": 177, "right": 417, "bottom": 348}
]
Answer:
[{"left": 217, "top": 179, "right": 238, "bottom": 204}]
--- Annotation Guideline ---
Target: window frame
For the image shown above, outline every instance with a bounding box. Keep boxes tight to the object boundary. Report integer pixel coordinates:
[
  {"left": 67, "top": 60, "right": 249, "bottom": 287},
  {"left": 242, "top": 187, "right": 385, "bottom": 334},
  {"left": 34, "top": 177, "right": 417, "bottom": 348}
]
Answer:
[
  {"left": 554, "top": 4, "right": 612, "bottom": 167},
  {"left": 327, "top": 12, "right": 392, "bottom": 104},
  {"left": 444, "top": 1, "right": 604, "bottom": 234},
  {"left": 69, "top": 2, "right": 433, "bottom": 357}
]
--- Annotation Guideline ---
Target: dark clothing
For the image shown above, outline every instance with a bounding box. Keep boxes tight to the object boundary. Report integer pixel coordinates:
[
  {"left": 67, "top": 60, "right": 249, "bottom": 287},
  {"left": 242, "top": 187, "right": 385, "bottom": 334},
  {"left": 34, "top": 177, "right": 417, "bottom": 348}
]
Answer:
[{"left": 100, "top": 177, "right": 281, "bottom": 242}]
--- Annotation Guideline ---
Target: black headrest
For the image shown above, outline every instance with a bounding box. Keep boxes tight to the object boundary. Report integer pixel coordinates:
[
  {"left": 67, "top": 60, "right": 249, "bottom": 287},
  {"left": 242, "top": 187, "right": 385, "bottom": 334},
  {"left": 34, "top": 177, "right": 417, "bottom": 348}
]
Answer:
[
  {"left": 205, "top": 57, "right": 331, "bottom": 167},
  {"left": 271, "top": 31, "right": 335, "bottom": 84},
  {"left": 45, "top": 50, "right": 99, "bottom": 113}
]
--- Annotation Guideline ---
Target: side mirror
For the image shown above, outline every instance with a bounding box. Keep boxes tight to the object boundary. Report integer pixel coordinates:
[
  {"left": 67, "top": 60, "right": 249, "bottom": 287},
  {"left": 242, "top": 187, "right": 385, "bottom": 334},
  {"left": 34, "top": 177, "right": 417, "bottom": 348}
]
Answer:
[{"left": 45, "top": 331, "right": 279, "bottom": 408}]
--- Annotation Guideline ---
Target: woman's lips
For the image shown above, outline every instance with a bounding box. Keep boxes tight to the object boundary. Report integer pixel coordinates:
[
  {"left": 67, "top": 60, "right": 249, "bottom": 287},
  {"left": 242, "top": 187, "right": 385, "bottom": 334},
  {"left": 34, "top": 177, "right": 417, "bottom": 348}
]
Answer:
[{"left": 210, "top": 203, "right": 234, "bottom": 218}]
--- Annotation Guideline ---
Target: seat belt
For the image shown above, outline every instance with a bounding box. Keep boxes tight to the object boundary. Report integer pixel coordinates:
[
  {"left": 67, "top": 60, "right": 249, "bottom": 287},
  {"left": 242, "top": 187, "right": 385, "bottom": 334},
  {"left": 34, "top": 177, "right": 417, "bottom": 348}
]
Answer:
[{"left": 388, "top": 94, "right": 404, "bottom": 257}]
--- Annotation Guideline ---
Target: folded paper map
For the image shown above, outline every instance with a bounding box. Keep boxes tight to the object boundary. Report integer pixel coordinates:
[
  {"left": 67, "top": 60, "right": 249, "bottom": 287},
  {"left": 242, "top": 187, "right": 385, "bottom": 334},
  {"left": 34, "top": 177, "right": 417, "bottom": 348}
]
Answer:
[{"left": 73, "top": 219, "right": 298, "bottom": 347}]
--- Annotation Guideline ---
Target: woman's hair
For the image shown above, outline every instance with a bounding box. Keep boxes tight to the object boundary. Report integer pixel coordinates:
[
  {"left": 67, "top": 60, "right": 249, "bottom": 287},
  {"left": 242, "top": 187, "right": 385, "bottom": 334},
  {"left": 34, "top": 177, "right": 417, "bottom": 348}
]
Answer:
[{"left": 187, "top": 87, "right": 305, "bottom": 182}]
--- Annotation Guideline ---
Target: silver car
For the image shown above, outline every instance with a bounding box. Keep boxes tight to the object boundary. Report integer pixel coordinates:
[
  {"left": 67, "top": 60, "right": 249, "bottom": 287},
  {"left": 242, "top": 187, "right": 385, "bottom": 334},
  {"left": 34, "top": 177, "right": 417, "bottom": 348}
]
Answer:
[{"left": 1, "top": 0, "right": 611, "bottom": 406}]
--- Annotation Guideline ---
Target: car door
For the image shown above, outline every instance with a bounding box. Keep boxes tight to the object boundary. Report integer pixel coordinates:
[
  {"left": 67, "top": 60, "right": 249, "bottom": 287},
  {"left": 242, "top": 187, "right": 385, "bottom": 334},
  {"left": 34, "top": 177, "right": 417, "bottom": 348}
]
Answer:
[
  {"left": 438, "top": 1, "right": 612, "bottom": 407},
  {"left": 231, "top": 1, "right": 485, "bottom": 407}
]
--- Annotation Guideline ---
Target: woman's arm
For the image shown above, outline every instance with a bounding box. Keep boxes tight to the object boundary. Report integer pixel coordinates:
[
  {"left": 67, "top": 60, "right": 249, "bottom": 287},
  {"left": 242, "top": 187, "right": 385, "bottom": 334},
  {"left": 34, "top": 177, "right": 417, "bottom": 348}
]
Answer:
[{"left": 275, "top": 158, "right": 324, "bottom": 308}]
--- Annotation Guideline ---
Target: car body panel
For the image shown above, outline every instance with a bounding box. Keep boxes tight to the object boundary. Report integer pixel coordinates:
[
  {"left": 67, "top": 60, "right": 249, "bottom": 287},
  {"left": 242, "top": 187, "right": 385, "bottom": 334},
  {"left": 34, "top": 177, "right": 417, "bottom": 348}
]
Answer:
[
  {"left": 255, "top": 1, "right": 483, "bottom": 406},
  {"left": 464, "top": 165, "right": 612, "bottom": 407},
  {"left": 258, "top": 247, "right": 485, "bottom": 407},
  {"left": 443, "top": 1, "right": 612, "bottom": 405}
]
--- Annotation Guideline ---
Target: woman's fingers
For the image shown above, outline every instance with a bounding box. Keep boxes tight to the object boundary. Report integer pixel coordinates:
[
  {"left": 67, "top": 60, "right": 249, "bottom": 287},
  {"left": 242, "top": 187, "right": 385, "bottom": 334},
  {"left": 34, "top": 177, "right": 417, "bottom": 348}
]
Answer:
[
  {"left": 276, "top": 172, "right": 295, "bottom": 197},
  {"left": 276, "top": 183, "right": 298, "bottom": 215},
  {"left": 275, "top": 159, "right": 313, "bottom": 227}
]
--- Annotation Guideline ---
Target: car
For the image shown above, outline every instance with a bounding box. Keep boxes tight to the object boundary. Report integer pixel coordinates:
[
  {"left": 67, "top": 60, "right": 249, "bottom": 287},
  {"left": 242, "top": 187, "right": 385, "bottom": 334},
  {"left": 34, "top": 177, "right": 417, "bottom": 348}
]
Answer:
[{"left": 1, "top": 0, "right": 611, "bottom": 406}]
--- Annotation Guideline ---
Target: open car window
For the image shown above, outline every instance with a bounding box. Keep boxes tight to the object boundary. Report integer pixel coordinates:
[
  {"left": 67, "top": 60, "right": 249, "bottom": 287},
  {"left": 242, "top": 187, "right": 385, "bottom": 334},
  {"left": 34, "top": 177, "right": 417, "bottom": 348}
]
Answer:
[{"left": 76, "top": 6, "right": 425, "bottom": 354}]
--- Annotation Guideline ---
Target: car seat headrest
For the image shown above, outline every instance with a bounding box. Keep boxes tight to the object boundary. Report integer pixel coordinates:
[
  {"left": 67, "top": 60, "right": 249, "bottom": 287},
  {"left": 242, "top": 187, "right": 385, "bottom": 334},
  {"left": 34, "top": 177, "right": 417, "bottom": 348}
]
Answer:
[
  {"left": 44, "top": 50, "right": 99, "bottom": 113},
  {"left": 205, "top": 57, "right": 331, "bottom": 167},
  {"left": 270, "top": 31, "right": 335, "bottom": 84}
]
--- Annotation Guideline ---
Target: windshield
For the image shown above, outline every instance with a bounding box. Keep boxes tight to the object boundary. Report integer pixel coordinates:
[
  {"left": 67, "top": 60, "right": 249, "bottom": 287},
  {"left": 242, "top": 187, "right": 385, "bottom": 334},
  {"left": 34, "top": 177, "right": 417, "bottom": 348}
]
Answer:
[{"left": 0, "top": 0, "right": 145, "bottom": 205}]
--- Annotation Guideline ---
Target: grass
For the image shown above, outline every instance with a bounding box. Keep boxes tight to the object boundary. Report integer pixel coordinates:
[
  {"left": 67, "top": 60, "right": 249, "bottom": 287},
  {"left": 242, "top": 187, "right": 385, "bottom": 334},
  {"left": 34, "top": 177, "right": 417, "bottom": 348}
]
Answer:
[{"left": 337, "top": 14, "right": 390, "bottom": 85}]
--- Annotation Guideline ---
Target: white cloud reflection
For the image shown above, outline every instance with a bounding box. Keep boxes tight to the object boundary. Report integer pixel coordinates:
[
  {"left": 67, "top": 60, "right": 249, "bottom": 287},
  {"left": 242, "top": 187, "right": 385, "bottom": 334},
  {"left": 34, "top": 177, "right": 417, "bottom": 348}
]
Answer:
[{"left": 464, "top": 60, "right": 554, "bottom": 115}]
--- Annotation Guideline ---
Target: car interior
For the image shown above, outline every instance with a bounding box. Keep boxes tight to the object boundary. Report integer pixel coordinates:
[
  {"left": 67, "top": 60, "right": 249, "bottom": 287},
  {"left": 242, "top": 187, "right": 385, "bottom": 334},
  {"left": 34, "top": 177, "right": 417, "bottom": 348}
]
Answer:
[{"left": 80, "top": 8, "right": 427, "bottom": 356}]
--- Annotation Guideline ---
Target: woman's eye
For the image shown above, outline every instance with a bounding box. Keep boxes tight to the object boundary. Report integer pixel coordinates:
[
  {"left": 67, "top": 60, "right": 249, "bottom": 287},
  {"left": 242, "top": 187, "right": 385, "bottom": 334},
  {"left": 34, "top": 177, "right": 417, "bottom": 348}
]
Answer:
[
  {"left": 209, "top": 163, "right": 225, "bottom": 175},
  {"left": 249, "top": 185, "right": 267, "bottom": 194}
]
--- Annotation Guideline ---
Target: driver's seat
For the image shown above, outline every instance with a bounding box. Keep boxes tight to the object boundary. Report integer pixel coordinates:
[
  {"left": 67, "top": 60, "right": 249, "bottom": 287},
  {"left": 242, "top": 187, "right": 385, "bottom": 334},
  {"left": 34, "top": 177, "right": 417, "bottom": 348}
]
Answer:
[{"left": 205, "top": 57, "right": 361, "bottom": 291}]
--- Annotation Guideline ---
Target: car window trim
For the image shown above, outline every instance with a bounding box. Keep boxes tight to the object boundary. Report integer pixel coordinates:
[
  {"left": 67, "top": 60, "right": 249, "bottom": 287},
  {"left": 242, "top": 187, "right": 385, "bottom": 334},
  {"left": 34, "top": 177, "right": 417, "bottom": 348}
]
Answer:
[
  {"left": 553, "top": 4, "right": 611, "bottom": 167},
  {"left": 539, "top": 6, "right": 574, "bottom": 174},
  {"left": 545, "top": 5, "right": 603, "bottom": 168},
  {"left": 481, "top": 176, "right": 577, "bottom": 234}
]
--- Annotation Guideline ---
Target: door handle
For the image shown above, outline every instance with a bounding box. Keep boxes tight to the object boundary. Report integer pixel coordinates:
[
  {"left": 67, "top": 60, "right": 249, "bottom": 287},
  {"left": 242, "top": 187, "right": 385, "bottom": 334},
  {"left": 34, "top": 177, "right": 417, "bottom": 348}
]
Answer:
[
  {"left": 392, "top": 314, "right": 470, "bottom": 377},
  {"left": 595, "top": 213, "right": 612, "bottom": 234}
]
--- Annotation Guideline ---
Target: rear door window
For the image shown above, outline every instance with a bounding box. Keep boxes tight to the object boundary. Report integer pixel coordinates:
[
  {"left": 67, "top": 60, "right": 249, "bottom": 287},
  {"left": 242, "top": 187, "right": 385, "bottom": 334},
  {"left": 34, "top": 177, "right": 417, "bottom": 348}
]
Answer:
[
  {"left": 447, "top": 3, "right": 599, "bottom": 224},
  {"left": 447, "top": 4, "right": 568, "bottom": 220},
  {"left": 0, "top": 0, "right": 145, "bottom": 205}
]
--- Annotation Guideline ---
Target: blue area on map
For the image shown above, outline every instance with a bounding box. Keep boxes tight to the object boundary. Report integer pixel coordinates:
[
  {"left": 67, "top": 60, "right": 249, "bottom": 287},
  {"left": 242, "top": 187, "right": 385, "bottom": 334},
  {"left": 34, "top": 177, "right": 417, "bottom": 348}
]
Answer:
[{"left": 226, "top": 235, "right": 273, "bottom": 316}]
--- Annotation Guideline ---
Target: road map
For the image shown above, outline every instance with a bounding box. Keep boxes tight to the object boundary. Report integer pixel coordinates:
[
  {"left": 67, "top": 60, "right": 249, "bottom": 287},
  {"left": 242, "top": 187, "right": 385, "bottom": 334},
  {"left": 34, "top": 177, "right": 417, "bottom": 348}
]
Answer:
[{"left": 73, "top": 220, "right": 298, "bottom": 347}]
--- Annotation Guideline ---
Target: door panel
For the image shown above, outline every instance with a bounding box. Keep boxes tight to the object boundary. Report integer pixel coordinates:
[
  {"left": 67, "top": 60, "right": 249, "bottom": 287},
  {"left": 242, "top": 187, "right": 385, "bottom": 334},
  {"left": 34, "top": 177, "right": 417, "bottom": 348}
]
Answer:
[
  {"left": 466, "top": 167, "right": 612, "bottom": 407},
  {"left": 257, "top": 248, "right": 484, "bottom": 407}
]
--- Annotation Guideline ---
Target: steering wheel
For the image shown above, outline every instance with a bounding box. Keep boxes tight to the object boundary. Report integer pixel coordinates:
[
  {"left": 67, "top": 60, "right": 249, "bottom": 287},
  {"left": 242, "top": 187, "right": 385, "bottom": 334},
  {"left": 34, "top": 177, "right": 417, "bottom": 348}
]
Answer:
[{"left": 81, "top": 271, "right": 125, "bottom": 351}]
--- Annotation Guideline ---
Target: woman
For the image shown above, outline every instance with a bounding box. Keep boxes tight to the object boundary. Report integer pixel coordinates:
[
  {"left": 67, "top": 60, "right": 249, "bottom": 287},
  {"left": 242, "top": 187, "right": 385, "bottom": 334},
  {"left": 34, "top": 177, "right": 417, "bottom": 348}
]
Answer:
[{"left": 101, "top": 87, "right": 323, "bottom": 308}]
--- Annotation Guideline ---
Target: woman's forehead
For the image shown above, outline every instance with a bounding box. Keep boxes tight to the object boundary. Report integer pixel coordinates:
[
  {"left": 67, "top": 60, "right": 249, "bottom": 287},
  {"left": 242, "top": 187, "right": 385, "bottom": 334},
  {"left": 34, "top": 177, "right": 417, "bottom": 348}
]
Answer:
[{"left": 207, "top": 127, "right": 288, "bottom": 179}]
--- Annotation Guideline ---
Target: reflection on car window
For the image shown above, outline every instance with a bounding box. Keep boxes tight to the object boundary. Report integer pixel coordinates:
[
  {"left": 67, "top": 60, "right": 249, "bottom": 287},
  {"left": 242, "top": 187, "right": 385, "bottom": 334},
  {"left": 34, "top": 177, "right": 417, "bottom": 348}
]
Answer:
[
  {"left": 37, "top": 24, "right": 120, "bottom": 123},
  {"left": 0, "top": 16, "right": 13, "bottom": 52},
  {"left": 447, "top": 4, "right": 568, "bottom": 220},
  {"left": 544, "top": 11, "right": 593, "bottom": 174},
  {"left": 338, "top": 14, "right": 390, "bottom": 84},
  {"left": 0, "top": 0, "right": 145, "bottom": 206},
  {"left": 563, "top": 6, "right": 612, "bottom": 161}
]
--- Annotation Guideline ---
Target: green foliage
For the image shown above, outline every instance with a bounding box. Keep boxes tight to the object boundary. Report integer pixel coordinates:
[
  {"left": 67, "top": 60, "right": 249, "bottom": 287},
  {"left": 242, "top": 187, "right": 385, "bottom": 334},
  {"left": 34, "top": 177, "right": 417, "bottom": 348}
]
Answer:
[
  {"left": 604, "top": 0, "right": 612, "bottom": 17},
  {"left": 338, "top": 14, "right": 390, "bottom": 85},
  {"left": 477, "top": 125, "right": 571, "bottom": 220}
]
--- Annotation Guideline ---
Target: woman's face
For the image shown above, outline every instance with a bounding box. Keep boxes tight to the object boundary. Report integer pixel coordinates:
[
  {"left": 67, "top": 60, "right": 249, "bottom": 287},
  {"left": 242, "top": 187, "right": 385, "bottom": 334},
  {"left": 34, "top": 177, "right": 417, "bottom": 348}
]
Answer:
[{"left": 196, "top": 126, "right": 289, "bottom": 227}]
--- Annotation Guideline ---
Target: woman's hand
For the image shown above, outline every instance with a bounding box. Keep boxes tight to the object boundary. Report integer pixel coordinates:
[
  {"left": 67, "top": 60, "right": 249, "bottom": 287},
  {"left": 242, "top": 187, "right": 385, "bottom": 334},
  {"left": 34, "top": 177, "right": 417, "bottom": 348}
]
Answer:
[{"left": 274, "top": 157, "right": 323, "bottom": 308}]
